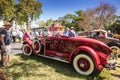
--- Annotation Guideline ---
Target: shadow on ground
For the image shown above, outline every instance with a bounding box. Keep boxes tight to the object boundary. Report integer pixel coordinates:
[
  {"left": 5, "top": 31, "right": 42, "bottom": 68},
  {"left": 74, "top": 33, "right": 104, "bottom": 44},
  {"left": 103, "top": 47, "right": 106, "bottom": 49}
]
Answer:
[
  {"left": 1, "top": 54, "right": 110, "bottom": 80},
  {"left": 111, "top": 73, "right": 120, "bottom": 79}
]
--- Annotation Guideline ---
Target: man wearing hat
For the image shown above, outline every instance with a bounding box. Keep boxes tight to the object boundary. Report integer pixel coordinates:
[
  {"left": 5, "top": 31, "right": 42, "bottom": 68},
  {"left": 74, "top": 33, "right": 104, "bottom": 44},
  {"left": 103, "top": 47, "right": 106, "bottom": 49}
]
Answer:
[
  {"left": 68, "top": 27, "right": 76, "bottom": 37},
  {"left": 0, "top": 22, "right": 12, "bottom": 66}
]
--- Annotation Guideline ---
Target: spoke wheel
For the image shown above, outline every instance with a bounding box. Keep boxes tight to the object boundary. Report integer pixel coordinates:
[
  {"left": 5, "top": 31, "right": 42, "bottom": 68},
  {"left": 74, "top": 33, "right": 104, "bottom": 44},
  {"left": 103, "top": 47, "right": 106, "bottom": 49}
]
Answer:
[
  {"left": 73, "top": 53, "right": 95, "bottom": 76},
  {"left": 22, "top": 44, "right": 32, "bottom": 56},
  {"left": 111, "top": 46, "right": 120, "bottom": 55},
  {"left": 32, "top": 39, "right": 41, "bottom": 54}
]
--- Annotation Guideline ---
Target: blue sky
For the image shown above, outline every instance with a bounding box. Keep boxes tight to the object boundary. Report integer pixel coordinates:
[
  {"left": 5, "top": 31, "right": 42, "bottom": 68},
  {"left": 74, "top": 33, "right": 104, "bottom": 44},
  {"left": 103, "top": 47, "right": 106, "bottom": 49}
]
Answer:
[{"left": 39, "top": 0, "right": 120, "bottom": 21}]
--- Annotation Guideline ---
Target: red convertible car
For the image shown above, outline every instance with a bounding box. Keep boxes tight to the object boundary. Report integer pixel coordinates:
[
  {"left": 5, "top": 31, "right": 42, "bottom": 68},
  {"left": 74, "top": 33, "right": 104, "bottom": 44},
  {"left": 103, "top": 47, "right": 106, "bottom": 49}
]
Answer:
[{"left": 22, "top": 28, "right": 112, "bottom": 76}]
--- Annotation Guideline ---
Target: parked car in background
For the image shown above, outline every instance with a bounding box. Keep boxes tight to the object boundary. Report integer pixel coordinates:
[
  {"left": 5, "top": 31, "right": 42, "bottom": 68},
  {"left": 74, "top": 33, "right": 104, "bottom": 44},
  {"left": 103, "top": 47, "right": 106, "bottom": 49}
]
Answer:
[
  {"left": 22, "top": 27, "right": 113, "bottom": 76},
  {"left": 78, "top": 29, "right": 120, "bottom": 59}
]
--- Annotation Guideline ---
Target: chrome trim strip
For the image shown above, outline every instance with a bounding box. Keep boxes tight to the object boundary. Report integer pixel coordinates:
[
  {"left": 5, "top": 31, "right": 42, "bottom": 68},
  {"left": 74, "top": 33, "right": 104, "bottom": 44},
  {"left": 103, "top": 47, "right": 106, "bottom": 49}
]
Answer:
[{"left": 37, "top": 54, "right": 69, "bottom": 63}]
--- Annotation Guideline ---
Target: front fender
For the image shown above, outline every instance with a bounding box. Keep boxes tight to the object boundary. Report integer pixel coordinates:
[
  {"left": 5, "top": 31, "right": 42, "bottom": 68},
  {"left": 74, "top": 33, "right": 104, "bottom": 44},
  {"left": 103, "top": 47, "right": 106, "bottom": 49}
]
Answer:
[
  {"left": 22, "top": 39, "right": 38, "bottom": 55},
  {"left": 23, "top": 39, "right": 32, "bottom": 45},
  {"left": 70, "top": 46, "right": 103, "bottom": 71}
]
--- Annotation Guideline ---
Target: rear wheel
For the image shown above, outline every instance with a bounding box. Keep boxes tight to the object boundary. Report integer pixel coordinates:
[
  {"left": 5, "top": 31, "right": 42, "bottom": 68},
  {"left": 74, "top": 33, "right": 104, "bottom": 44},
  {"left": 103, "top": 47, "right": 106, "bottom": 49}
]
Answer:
[
  {"left": 73, "top": 53, "right": 97, "bottom": 76},
  {"left": 22, "top": 44, "right": 32, "bottom": 56}
]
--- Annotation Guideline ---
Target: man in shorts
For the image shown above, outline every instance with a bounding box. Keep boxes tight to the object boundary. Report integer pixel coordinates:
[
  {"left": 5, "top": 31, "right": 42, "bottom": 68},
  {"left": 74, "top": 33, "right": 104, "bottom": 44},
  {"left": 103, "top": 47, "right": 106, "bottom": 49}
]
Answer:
[{"left": 0, "top": 22, "right": 12, "bottom": 66}]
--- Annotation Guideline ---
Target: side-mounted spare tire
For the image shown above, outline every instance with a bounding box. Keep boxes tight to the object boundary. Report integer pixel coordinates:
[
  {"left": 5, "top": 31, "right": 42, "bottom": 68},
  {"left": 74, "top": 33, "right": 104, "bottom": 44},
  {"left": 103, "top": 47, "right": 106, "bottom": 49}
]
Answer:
[{"left": 32, "top": 39, "right": 42, "bottom": 54}]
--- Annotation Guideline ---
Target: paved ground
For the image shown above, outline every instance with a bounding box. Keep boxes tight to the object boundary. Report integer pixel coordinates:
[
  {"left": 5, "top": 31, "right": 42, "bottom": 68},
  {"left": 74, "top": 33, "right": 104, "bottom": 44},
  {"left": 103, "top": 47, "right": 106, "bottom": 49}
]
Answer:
[{"left": 11, "top": 42, "right": 22, "bottom": 54}]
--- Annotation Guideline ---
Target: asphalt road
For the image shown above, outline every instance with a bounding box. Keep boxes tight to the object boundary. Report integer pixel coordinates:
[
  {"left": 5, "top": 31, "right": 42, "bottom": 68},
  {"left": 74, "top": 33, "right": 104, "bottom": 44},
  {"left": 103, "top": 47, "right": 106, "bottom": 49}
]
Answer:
[{"left": 11, "top": 42, "right": 22, "bottom": 54}]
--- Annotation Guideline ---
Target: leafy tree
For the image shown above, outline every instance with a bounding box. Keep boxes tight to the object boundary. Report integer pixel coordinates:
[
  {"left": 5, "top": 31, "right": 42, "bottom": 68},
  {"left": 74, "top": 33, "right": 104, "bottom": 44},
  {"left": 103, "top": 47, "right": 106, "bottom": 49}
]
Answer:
[
  {"left": 0, "top": 0, "right": 42, "bottom": 29},
  {"left": 37, "top": 20, "right": 46, "bottom": 27},
  {"left": 57, "top": 14, "right": 75, "bottom": 29},
  {"left": 46, "top": 18, "right": 54, "bottom": 26},
  {"left": 73, "top": 10, "right": 85, "bottom": 31},
  {"left": 15, "top": 0, "right": 42, "bottom": 28},
  {"left": 108, "top": 15, "right": 120, "bottom": 34},
  {"left": 0, "top": 0, "right": 16, "bottom": 21}
]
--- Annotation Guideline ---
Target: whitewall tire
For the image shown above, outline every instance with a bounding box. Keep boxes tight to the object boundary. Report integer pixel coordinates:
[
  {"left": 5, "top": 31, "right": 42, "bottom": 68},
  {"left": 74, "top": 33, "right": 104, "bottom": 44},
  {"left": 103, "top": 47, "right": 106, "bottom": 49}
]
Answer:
[
  {"left": 22, "top": 44, "right": 32, "bottom": 56},
  {"left": 32, "top": 39, "right": 41, "bottom": 54},
  {"left": 73, "top": 54, "right": 95, "bottom": 76},
  {"left": 111, "top": 46, "right": 120, "bottom": 55}
]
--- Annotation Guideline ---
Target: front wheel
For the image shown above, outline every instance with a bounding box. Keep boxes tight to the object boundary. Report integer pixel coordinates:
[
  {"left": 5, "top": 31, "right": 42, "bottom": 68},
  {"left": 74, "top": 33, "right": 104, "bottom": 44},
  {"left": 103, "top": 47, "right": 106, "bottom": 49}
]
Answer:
[
  {"left": 108, "top": 42, "right": 120, "bottom": 58},
  {"left": 22, "top": 44, "right": 32, "bottom": 56},
  {"left": 73, "top": 53, "right": 96, "bottom": 76},
  {"left": 110, "top": 46, "right": 120, "bottom": 55}
]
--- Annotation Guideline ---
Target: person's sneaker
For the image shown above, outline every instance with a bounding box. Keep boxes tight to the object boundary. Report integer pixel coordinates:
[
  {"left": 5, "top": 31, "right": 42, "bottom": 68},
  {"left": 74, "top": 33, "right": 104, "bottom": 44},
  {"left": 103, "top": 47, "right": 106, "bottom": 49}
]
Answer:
[
  {"left": 2, "top": 63, "right": 8, "bottom": 67},
  {"left": 3, "top": 64, "right": 7, "bottom": 67}
]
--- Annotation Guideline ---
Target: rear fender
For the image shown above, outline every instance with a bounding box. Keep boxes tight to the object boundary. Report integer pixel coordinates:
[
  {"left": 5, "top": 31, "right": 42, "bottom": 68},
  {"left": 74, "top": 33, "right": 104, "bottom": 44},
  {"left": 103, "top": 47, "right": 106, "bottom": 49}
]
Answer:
[{"left": 69, "top": 46, "right": 103, "bottom": 70}]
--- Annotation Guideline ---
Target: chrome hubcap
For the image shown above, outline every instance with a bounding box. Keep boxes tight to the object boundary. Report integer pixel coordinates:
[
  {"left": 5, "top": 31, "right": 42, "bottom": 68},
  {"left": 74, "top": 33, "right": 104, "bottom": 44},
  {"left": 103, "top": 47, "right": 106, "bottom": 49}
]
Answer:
[{"left": 80, "top": 63, "right": 84, "bottom": 68}]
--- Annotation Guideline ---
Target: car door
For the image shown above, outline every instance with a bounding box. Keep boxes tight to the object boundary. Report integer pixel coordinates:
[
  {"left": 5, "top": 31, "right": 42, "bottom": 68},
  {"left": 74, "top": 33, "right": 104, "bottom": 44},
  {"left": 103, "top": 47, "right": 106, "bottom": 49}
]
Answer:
[
  {"left": 46, "top": 36, "right": 78, "bottom": 53},
  {"left": 58, "top": 37, "right": 78, "bottom": 53},
  {"left": 46, "top": 36, "right": 60, "bottom": 51}
]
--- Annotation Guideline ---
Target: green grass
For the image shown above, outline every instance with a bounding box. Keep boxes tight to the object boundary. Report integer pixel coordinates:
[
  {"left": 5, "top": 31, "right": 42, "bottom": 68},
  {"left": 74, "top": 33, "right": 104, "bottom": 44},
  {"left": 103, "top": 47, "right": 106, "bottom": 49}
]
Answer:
[{"left": 0, "top": 54, "right": 111, "bottom": 80}]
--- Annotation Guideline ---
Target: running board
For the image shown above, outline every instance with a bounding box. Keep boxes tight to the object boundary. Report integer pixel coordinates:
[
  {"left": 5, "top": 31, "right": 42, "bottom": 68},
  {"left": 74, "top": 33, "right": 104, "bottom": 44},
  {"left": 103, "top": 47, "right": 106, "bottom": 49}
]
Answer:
[{"left": 37, "top": 54, "right": 69, "bottom": 63}]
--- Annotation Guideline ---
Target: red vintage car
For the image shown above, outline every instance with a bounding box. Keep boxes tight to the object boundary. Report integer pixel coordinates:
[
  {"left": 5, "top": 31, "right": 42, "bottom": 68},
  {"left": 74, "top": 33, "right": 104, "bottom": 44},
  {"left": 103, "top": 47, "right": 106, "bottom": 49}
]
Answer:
[{"left": 22, "top": 28, "right": 112, "bottom": 76}]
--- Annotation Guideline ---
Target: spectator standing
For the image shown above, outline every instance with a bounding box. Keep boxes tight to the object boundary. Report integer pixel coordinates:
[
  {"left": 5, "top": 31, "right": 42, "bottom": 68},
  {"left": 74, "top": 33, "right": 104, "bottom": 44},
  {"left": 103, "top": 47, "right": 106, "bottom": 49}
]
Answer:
[
  {"left": 0, "top": 22, "right": 12, "bottom": 66},
  {"left": 68, "top": 27, "right": 76, "bottom": 37},
  {"left": 34, "top": 29, "right": 38, "bottom": 38},
  {"left": 18, "top": 30, "right": 23, "bottom": 42},
  {"left": 107, "top": 30, "right": 113, "bottom": 38},
  {"left": 12, "top": 28, "right": 18, "bottom": 43}
]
